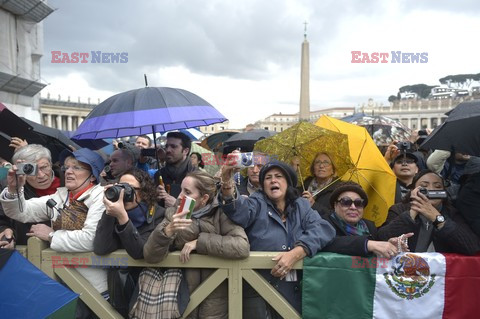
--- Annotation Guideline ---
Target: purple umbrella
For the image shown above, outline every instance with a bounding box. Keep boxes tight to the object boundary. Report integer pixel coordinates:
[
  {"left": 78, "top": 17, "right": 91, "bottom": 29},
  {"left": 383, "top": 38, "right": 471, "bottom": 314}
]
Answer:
[{"left": 72, "top": 87, "right": 226, "bottom": 140}]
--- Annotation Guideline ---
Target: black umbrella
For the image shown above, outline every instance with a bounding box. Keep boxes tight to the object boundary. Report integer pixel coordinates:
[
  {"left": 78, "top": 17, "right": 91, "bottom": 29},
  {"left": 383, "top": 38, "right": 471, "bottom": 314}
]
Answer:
[
  {"left": 0, "top": 132, "right": 15, "bottom": 162},
  {"left": 61, "top": 130, "right": 109, "bottom": 150},
  {"left": 20, "top": 118, "right": 80, "bottom": 161},
  {"left": 0, "top": 103, "right": 79, "bottom": 162},
  {"left": 421, "top": 100, "right": 480, "bottom": 156},
  {"left": 223, "top": 129, "right": 277, "bottom": 153},
  {"left": 200, "top": 131, "right": 239, "bottom": 152}
]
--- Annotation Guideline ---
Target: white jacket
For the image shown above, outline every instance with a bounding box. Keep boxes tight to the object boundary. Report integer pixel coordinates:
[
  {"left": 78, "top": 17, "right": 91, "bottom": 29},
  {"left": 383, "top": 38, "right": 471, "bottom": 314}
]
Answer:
[{"left": 0, "top": 184, "right": 108, "bottom": 293}]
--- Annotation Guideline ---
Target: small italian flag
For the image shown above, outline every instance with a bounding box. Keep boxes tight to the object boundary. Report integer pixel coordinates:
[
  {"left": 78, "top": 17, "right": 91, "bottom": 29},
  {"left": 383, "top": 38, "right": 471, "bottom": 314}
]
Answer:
[{"left": 303, "top": 252, "right": 480, "bottom": 318}]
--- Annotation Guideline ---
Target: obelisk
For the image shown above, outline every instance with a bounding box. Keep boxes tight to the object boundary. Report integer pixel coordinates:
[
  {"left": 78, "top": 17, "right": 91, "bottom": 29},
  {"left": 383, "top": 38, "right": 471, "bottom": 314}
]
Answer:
[{"left": 299, "top": 22, "right": 310, "bottom": 121}]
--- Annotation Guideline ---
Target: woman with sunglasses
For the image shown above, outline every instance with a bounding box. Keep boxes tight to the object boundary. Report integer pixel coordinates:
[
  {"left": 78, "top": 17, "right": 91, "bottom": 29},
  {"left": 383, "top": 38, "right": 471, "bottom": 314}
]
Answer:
[
  {"left": 323, "top": 182, "right": 412, "bottom": 258},
  {"left": 378, "top": 170, "right": 479, "bottom": 255}
]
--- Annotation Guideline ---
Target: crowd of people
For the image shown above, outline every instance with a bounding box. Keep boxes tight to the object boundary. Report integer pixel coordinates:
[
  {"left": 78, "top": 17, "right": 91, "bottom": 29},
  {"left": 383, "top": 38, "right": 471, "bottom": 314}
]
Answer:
[{"left": 0, "top": 128, "right": 479, "bottom": 318}]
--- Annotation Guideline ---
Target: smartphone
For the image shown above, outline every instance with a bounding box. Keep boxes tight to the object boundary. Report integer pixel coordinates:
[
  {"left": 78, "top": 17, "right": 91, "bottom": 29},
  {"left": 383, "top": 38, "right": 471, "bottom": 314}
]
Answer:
[
  {"left": 176, "top": 196, "right": 196, "bottom": 219},
  {"left": 141, "top": 148, "right": 156, "bottom": 157}
]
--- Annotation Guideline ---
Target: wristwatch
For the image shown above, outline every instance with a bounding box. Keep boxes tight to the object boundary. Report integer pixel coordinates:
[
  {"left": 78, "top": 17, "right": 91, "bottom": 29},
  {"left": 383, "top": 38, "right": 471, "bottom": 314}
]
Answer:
[{"left": 432, "top": 215, "right": 445, "bottom": 227}]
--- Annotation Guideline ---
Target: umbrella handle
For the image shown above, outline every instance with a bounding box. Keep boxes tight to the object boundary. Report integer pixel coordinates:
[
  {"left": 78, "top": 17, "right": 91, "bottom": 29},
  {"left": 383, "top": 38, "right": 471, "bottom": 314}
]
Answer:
[{"left": 296, "top": 165, "right": 306, "bottom": 192}]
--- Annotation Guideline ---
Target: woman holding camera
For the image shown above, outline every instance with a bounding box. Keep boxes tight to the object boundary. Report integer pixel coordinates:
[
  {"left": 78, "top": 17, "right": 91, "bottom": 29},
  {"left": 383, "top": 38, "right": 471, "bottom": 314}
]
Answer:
[
  {"left": 142, "top": 170, "right": 249, "bottom": 318},
  {"left": 94, "top": 168, "right": 165, "bottom": 317},
  {"left": 94, "top": 168, "right": 165, "bottom": 259},
  {"left": 0, "top": 148, "right": 109, "bottom": 314},
  {"left": 0, "top": 144, "right": 63, "bottom": 246},
  {"left": 378, "top": 169, "right": 480, "bottom": 255}
]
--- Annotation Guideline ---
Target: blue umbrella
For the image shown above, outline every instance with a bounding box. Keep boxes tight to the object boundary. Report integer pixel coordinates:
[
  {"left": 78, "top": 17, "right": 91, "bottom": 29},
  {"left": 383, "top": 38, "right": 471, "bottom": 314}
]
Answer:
[
  {"left": 72, "top": 87, "right": 226, "bottom": 140},
  {"left": 0, "top": 250, "right": 78, "bottom": 318}
]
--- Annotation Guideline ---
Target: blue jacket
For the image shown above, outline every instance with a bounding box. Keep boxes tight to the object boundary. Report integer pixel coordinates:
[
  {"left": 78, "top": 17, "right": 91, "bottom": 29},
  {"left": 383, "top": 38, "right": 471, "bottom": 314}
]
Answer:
[{"left": 222, "top": 191, "right": 335, "bottom": 256}]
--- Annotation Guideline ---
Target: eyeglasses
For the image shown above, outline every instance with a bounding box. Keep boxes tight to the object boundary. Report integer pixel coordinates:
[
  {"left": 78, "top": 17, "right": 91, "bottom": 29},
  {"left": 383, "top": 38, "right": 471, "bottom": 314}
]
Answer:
[
  {"left": 394, "top": 159, "right": 416, "bottom": 165},
  {"left": 61, "top": 165, "right": 90, "bottom": 173},
  {"left": 314, "top": 160, "right": 332, "bottom": 167},
  {"left": 337, "top": 197, "right": 366, "bottom": 208}
]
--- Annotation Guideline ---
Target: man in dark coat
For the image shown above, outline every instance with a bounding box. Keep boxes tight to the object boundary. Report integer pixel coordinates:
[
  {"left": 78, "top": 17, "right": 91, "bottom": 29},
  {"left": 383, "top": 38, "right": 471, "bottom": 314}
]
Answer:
[{"left": 153, "top": 132, "right": 196, "bottom": 207}]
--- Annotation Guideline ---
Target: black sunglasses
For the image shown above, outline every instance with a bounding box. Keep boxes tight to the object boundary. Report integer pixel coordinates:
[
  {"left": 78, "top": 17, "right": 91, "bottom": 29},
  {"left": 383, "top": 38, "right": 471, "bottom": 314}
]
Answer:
[{"left": 337, "top": 197, "right": 366, "bottom": 208}]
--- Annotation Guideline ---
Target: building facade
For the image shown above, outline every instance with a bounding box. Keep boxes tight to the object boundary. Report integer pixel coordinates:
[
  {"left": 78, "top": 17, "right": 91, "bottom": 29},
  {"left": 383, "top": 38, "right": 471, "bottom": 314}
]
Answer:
[
  {"left": 254, "top": 107, "right": 355, "bottom": 132},
  {"left": 198, "top": 120, "right": 231, "bottom": 135},
  {"left": 0, "top": 1, "right": 53, "bottom": 121},
  {"left": 40, "top": 96, "right": 97, "bottom": 131},
  {"left": 360, "top": 96, "right": 479, "bottom": 130}
]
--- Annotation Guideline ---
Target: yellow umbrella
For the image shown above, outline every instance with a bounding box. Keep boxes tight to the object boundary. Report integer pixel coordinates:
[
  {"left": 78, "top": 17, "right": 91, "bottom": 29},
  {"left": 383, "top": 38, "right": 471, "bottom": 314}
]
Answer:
[
  {"left": 315, "top": 115, "right": 396, "bottom": 226},
  {"left": 254, "top": 122, "right": 353, "bottom": 190}
]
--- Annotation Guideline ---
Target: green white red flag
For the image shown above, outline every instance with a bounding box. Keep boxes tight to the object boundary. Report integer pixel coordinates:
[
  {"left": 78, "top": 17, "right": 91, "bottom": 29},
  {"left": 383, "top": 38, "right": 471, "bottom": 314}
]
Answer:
[{"left": 303, "top": 252, "right": 480, "bottom": 318}]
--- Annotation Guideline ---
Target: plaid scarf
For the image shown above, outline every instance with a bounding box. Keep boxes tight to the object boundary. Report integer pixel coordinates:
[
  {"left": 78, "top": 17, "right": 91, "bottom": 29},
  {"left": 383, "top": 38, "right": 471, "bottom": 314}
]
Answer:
[
  {"left": 130, "top": 268, "right": 183, "bottom": 319},
  {"left": 331, "top": 212, "right": 371, "bottom": 236}
]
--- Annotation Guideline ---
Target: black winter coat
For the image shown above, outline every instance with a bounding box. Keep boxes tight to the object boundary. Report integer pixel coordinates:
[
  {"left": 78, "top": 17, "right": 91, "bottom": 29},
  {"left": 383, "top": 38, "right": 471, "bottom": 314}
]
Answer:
[
  {"left": 94, "top": 205, "right": 165, "bottom": 259},
  {"left": 378, "top": 202, "right": 480, "bottom": 256},
  {"left": 322, "top": 212, "right": 379, "bottom": 257}
]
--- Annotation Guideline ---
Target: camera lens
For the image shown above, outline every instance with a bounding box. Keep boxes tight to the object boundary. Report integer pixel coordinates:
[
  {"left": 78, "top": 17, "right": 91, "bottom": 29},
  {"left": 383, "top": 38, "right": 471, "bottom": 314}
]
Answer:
[
  {"left": 105, "top": 186, "right": 121, "bottom": 202},
  {"left": 22, "top": 164, "right": 34, "bottom": 175}
]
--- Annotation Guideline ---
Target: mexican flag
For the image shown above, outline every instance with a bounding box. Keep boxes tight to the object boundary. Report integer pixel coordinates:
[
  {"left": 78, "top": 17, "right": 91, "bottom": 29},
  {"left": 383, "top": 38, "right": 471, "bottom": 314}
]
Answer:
[{"left": 303, "top": 252, "right": 480, "bottom": 319}]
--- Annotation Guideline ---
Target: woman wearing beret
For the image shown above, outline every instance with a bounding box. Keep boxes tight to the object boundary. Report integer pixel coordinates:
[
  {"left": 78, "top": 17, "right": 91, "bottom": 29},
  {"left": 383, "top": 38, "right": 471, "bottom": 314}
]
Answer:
[
  {"left": 322, "top": 181, "right": 411, "bottom": 258},
  {"left": 220, "top": 158, "right": 336, "bottom": 318}
]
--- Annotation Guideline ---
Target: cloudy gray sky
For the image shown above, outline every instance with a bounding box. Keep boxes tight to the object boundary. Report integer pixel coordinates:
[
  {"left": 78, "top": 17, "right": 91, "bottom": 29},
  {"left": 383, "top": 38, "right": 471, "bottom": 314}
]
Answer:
[{"left": 41, "top": 0, "right": 480, "bottom": 128}]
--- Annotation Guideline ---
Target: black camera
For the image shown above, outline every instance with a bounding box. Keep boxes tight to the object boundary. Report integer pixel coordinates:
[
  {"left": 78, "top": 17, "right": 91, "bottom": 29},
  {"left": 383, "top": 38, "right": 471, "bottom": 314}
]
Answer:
[
  {"left": 141, "top": 148, "right": 156, "bottom": 157},
  {"left": 418, "top": 187, "right": 448, "bottom": 199},
  {"left": 16, "top": 163, "right": 37, "bottom": 175},
  {"left": 105, "top": 183, "right": 136, "bottom": 202},
  {"left": 397, "top": 141, "right": 412, "bottom": 151}
]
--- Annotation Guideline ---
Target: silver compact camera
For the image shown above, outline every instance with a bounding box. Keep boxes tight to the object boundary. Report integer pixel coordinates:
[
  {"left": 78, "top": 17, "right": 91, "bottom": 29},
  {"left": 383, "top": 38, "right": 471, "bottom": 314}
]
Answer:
[
  {"left": 16, "top": 163, "right": 38, "bottom": 175},
  {"left": 234, "top": 152, "right": 254, "bottom": 168}
]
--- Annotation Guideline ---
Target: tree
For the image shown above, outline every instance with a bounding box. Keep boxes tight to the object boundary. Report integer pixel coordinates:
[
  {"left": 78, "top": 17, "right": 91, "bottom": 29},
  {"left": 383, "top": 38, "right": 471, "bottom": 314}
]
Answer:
[
  {"left": 388, "top": 95, "right": 397, "bottom": 102},
  {"left": 439, "top": 73, "right": 480, "bottom": 89},
  {"left": 398, "top": 84, "right": 436, "bottom": 99}
]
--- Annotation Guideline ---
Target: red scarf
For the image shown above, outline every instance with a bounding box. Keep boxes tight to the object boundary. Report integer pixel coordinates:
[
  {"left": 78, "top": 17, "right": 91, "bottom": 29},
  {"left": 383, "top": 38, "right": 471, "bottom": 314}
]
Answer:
[
  {"left": 35, "top": 176, "right": 61, "bottom": 197},
  {"left": 69, "top": 183, "right": 95, "bottom": 201}
]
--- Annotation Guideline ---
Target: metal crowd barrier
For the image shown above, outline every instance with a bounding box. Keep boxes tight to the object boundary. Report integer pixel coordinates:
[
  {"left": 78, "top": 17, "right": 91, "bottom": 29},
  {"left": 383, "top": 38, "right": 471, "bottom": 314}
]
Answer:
[{"left": 22, "top": 237, "right": 302, "bottom": 319}]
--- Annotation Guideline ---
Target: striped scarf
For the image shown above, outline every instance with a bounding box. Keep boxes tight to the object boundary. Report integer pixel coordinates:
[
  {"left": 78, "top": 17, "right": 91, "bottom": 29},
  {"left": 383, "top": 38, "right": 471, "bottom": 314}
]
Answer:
[{"left": 331, "top": 212, "right": 371, "bottom": 236}]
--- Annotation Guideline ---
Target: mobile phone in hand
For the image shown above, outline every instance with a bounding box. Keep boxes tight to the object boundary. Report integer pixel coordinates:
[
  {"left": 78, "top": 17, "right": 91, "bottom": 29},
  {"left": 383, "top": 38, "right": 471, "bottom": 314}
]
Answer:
[
  {"left": 176, "top": 196, "right": 196, "bottom": 219},
  {"left": 1, "top": 235, "right": 13, "bottom": 243}
]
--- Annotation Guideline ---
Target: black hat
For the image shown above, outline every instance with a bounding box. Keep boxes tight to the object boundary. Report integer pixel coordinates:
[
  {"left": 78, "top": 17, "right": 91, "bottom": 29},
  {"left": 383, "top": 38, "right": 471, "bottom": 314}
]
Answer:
[
  {"left": 259, "top": 160, "right": 298, "bottom": 188},
  {"left": 329, "top": 181, "right": 368, "bottom": 208}
]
